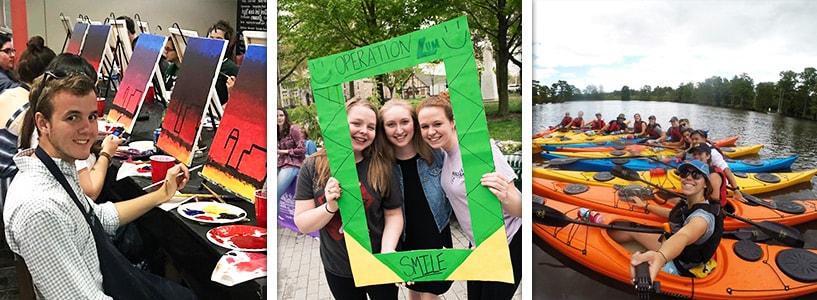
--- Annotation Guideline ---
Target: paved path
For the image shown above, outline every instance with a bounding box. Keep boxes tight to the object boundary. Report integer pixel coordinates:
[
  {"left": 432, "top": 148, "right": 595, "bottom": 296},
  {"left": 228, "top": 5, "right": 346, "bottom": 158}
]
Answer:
[{"left": 277, "top": 220, "right": 521, "bottom": 299}]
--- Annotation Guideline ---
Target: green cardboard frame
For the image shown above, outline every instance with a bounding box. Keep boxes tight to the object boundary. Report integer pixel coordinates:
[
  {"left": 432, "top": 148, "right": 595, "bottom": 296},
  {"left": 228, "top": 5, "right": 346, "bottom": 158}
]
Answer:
[{"left": 307, "top": 16, "right": 512, "bottom": 286}]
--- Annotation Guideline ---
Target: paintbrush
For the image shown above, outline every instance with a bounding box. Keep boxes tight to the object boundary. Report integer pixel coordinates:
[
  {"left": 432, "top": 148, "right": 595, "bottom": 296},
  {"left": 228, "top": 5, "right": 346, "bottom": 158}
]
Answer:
[
  {"left": 142, "top": 164, "right": 203, "bottom": 191},
  {"left": 201, "top": 182, "right": 226, "bottom": 204}
]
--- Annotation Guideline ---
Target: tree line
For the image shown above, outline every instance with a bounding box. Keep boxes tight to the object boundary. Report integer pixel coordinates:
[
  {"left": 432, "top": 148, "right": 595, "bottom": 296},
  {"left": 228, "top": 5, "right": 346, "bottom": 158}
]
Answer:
[{"left": 532, "top": 67, "right": 817, "bottom": 120}]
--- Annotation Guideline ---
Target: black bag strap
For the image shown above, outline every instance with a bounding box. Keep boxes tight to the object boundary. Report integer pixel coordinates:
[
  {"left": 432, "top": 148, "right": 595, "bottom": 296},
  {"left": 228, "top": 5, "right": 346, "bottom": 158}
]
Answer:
[
  {"left": 6, "top": 102, "right": 30, "bottom": 131},
  {"left": 34, "top": 146, "right": 95, "bottom": 223}
]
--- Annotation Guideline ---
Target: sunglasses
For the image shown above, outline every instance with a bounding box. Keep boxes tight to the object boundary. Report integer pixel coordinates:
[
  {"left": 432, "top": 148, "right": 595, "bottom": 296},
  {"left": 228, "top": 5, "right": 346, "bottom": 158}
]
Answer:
[
  {"left": 164, "top": 46, "right": 176, "bottom": 52},
  {"left": 679, "top": 169, "right": 705, "bottom": 180},
  {"left": 0, "top": 48, "right": 15, "bottom": 55}
]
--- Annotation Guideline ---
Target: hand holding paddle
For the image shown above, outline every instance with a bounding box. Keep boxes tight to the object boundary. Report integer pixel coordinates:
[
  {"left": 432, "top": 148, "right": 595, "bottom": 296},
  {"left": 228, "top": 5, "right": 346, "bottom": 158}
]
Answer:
[{"left": 610, "top": 165, "right": 805, "bottom": 247}]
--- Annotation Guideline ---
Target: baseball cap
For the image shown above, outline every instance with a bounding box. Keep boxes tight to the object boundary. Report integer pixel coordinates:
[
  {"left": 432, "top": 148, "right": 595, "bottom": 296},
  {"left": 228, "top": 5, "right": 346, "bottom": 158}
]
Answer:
[
  {"left": 669, "top": 116, "right": 679, "bottom": 122},
  {"left": 690, "top": 143, "right": 710, "bottom": 154},
  {"left": 648, "top": 115, "right": 656, "bottom": 120},
  {"left": 679, "top": 160, "right": 710, "bottom": 177},
  {"left": 617, "top": 113, "right": 626, "bottom": 120}
]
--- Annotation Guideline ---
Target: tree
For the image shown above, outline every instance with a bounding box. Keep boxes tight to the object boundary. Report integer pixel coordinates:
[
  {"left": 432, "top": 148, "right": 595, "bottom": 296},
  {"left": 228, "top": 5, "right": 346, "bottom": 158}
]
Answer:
[
  {"left": 277, "top": 0, "right": 455, "bottom": 103},
  {"left": 755, "top": 82, "right": 777, "bottom": 112},
  {"left": 621, "top": 85, "right": 630, "bottom": 101},
  {"left": 730, "top": 73, "right": 755, "bottom": 109},
  {"left": 777, "top": 70, "right": 797, "bottom": 115},
  {"left": 460, "top": 0, "right": 521, "bottom": 116}
]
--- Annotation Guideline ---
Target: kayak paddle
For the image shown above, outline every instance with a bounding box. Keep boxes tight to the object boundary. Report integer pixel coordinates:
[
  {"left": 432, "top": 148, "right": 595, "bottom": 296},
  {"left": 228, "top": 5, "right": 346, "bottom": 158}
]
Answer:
[
  {"left": 610, "top": 165, "right": 805, "bottom": 248},
  {"left": 533, "top": 201, "right": 665, "bottom": 234}
]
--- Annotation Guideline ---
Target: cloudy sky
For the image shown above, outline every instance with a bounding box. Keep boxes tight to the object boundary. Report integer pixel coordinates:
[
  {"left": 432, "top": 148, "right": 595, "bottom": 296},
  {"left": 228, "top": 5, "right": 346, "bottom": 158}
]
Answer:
[{"left": 532, "top": 0, "right": 817, "bottom": 92}]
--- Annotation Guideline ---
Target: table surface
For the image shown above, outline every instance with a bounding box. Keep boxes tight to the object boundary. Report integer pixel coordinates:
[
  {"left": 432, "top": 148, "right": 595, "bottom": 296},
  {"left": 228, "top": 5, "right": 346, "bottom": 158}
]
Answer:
[{"left": 115, "top": 101, "right": 267, "bottom": 300}]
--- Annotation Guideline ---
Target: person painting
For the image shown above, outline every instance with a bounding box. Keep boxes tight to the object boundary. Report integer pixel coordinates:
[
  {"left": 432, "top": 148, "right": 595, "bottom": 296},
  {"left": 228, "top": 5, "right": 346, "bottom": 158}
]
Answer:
[
  {"left": 4, "top": 53, "right": 192, "bottom": 299},
  {"left": 293, "top": 98, "right": 403, "bottom": 299},
  {"left": 416, "top": 92, "right": 521, "bottom": 299},
  {"left": 0, "top": 33, "right": 21, "bottom": 93},
  {"left": 207, "top": 20, "right": 239, "bottom": 107},
  {"left": 162, "top": 39, "right": 180, "bottom": 92},
  {"left": 612, "top": 160, "right": 723, "bottom": 281},
  {"left": 277, "top": 108, "right": 306, "bottom": 202},
  {"left": 0, "top": 36, "right": 55, "bottom": 202},
  {"left": 380, "top": 99, "right": 453, "bottom": 299}
]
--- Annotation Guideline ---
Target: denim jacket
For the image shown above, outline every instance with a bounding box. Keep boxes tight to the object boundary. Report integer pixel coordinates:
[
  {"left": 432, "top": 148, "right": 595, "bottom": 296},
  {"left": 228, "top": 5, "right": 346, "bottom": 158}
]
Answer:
[{"left": 395, "top": 149, "right": 452, "bottom": 233}]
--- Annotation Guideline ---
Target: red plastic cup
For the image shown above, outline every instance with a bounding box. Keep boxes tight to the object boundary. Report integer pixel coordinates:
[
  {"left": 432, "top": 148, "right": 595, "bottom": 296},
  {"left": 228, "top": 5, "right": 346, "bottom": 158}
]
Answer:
[
  {"left": 150, "top": 155, "right": 176, "bottom": 183},
  {"left": 97, "top": 97, "right": 105, "bottom": 117},
  {"left": 255, "top": 190, "right": 267, "bottom": 228}
]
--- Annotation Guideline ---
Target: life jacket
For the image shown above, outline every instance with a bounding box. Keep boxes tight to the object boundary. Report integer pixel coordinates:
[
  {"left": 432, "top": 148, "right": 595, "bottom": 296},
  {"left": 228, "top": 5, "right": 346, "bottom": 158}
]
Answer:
[
  {"left": 645, "top": 123, "right": 662, "bottom": 139},
  {"left": 632, "top": 121, "right": 645, "bottom": 134},
  {"left": 608, "top": 120, "right": 626, "bottom": 132},
  {"left": 668, "top": 126, "right": 682, "bottom": 142},
  {"left": 665, "top": 200, "right": 724, "bottom": 277},
  {"left": 708, "top": 166, "right": 728, "bottom": 206},
  {"left": 706, "top": 141, "right": 726, "bottom": 158},
  {"left": 590, "top": 119, "right": 606, "bottom": 130},
  {"left": 570, "top": 117, "right": 583, "bottom": 127},
  {"left": 560, "top": 116, "right": 572, "bottom": 127}
]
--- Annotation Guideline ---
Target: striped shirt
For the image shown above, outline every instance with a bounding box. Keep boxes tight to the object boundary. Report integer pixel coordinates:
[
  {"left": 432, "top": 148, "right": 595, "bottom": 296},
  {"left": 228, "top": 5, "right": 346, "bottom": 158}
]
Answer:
[{"left": 3, "top": 149, "right": 120, "bottom": 299}]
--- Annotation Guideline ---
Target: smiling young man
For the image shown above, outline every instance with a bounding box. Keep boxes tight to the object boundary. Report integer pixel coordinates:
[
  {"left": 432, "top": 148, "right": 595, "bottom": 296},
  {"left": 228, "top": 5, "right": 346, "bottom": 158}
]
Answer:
[{"left": 3, "top": 64, "right": 191, "bottom": 298}]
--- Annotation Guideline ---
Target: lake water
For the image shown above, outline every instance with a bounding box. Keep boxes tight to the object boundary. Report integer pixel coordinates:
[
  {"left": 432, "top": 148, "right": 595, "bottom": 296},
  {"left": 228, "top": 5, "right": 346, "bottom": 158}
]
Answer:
[{"left": 531, "top": 100, "right": 817, "bottom": 299}]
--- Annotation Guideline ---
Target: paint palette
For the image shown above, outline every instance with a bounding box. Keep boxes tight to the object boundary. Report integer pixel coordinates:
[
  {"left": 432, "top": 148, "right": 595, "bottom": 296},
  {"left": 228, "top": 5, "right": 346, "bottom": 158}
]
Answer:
[
  {"left": 206, "top": 225, "right": 267, "bottom": 252},
  {"left": 177, "top": 202, "right": 247, "bottom": 224}
]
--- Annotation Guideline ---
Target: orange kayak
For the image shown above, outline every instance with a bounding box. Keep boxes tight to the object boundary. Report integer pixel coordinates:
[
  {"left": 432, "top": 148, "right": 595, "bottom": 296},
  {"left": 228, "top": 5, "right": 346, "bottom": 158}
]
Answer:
[
  {"left": 533, "top": 177, "right": 817, "bottom": 231},
  {"left": 534, "top": 198, "right": 817, "bottom": 299}
]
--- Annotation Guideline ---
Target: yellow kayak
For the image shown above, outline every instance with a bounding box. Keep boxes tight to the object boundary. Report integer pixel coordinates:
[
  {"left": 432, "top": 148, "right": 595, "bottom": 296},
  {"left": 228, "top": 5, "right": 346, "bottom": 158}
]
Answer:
[
  {"left": 543, "top": 144, "right": 763, "bottom": 159},
  {"left": 532, "top": 167, "right": 817, "bottom": 195},
  {"left": 533, "top": 130, "right": 633, "bottom": 146}
]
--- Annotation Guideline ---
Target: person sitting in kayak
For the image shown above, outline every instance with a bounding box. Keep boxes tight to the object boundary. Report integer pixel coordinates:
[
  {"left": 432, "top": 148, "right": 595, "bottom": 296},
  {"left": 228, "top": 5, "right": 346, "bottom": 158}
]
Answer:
[
  {"left": 686, "top": 130, "right": 745, "bottom": 203},
  {"left": 657, "top": 116, "right": 682, "bottom": 143},
  {"left": 690, "top": 143, "right": 728, "bottom": 205},
  {"left": 557, "top": 112, "right": 572, "bottom": 128},
  {"left": 612, "top": 160, "right": 724, "bottom": 281},
  {"left": 663, "top": 127, "right": 693, "bottom": 149},
  {"left": 600, "top": 113, "right": 628, "bottom": 135},
  {"left": 641, "top": 115, "right": 663, "bottom": 140},
  {"left": 584, "top": 113, "right": 606, "bottom": 131},
  {"left": 568, "top": 111, "right": 585, "bottom": 129},
  {"left": 629, "top": 113, "right": 647, "bottom": 137}
]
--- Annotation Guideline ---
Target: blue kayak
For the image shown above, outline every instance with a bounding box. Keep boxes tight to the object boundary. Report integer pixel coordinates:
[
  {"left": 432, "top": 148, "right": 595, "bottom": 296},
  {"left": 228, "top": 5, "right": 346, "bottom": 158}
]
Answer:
[
  {"left": 541, "top": 138, "right": 647, "bottom": 150},
  {"left": 542, "top": 152, "right": 798, "bottom": 173}
]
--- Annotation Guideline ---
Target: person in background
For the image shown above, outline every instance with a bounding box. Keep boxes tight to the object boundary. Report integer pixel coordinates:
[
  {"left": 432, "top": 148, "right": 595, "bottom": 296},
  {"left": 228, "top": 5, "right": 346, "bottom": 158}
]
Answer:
[
  {"left": 381, "top": 99, "right": 453, "bottom": 299},
  {"left": 568, "top": 110, "right": 585, "bottom": 129},
  {"left": 688, "top": 129, "right": 745, "bottom": 203},
  {"left": 630, "top": 113, "right": 647, "bottom": 136},
  {"left": 277, "top": 108, "right": 306, "bottom": 203},
  {"left": 557, "top": 112, "right": 571, "bottom": 128},
  {"left": 416, "top": 92, "right": 521, "bottom": 299},
  {"left": 600, "top": 113, "right": 628, "bottom": 135},
  {"left": 659, "top": 116, "right": 682, "bottom": 143},
  {"left": 0, "top": 36, "right": 55, "bottom": 203},
  {"left": 302, "top": 127, "right": 318, "bottom": 157},
  {"left": 162, "top": 39, "right": 180, "bottom": 92},
  {"left": 207, "top": 20, "right": 239, "bottom": 108},
  {"left": 0, "top": 33, "right": 21, "bottom": 93},
  {"left": 642, "top": 115, "right": 663, "bottom": 140},
  {"left": 294, "top": 98, "right": 402, "bottom": 299},
  {"left": 690, "top": 143, "right": 728, "bottom": 205},
  {"left": 584, "top": 112, "right": 605, "bottom": 130},
  {"left": 116, "top": 16, "right": 140, "bottom": 47}
]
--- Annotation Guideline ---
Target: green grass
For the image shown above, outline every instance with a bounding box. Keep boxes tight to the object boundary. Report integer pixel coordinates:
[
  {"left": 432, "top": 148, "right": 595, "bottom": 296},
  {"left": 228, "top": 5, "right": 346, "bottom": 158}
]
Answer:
[{"left": 485, "top": 96, "right": 522, "bottom": 142}]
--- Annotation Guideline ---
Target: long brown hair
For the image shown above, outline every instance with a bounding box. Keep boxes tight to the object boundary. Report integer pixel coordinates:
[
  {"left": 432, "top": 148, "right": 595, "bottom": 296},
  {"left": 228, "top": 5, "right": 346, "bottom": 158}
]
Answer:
[
  {"left": 379, "top": 99, "right": 434, "bottom": 164},
  {"left": 277, "top": 108, "right": 293, "bottom": 140},
  {"left": 314, "top": 98, "right": 394, "bottom": 197}
]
